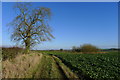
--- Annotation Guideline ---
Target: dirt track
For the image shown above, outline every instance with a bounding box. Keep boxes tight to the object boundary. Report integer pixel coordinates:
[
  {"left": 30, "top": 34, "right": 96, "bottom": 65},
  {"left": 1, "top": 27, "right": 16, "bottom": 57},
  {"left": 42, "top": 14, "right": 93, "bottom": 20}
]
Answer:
[{"left": 33, "top": 53, "right": 79, "bottom": 79}]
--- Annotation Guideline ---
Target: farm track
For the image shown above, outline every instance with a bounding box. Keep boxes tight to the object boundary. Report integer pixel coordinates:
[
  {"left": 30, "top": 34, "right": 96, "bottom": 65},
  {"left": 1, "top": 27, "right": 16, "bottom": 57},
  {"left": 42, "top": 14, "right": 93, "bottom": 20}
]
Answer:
[
  {"left": 50, "top": 55, "right": 68, "bottom": 79},
  {"left": 52, "top": 55, "right": 79, "bottom": 79},
  {"left": 33, "top": 54, "right": 68, "bottom": 79},
  {"left": 33, "top": 53, "right": 79, "bottom": 79}
]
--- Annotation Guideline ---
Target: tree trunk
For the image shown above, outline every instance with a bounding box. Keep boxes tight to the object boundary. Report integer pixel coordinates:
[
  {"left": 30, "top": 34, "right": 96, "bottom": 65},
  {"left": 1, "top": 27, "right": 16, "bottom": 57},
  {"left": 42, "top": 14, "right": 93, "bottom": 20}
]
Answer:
[
  {"left": 25, "top": 37, "right": 30, "bottom": 54},
  {"left": 25, "top": 26, "right": 31, "bottom": 54}
]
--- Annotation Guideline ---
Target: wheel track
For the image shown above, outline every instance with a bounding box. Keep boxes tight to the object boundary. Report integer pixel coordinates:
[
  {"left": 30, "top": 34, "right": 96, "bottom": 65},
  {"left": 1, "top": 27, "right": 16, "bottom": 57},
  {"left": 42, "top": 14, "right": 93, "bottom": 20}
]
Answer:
[
  {"left": 32, "top": 53, "right": 79, "bottom": 79},
  {"left": 51, "top": 55, "right": 79, "bottom": 80}
]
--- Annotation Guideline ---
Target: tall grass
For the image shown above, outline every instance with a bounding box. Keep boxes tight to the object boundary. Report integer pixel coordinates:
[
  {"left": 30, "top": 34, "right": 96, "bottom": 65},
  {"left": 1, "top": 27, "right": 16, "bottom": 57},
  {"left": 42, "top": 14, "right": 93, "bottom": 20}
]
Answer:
[{"left": 2, "top": 53, "right": 42, "bottom": 78}]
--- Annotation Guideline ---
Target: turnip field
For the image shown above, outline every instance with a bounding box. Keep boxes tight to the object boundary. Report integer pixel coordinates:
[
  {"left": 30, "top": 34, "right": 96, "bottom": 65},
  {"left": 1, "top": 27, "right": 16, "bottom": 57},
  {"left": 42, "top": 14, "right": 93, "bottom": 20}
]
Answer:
[{"left": 39, "top": 51, "right": 120, "bottom": 80}]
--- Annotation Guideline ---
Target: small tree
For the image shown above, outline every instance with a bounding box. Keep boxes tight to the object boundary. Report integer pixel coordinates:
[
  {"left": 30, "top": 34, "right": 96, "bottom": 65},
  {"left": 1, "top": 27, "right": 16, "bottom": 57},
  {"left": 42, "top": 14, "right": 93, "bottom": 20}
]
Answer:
[
  {"left": 60, "top": 49, "right": 63, "bottom": 51},
  {"left": 72, "top": 46, "right": 76, "bottom": 51},
  {"left": 8, "top": 3, "right": 54, "bottom": 53},
  {"left": 80, "top": 44, "right": 99, "bottom": 53},
  {"left": 72, "top": 46, "right": 81, "bottom": 52}
]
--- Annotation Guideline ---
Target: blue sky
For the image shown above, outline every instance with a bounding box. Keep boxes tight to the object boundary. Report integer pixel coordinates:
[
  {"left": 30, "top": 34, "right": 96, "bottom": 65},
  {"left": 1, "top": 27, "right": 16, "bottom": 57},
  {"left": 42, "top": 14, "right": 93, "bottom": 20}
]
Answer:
[
  {"left": 2, "top": 2, "right": 118, "bottom": 50},
  {"left": 1, "top": 0, "right": 119, "bottom": 2}
]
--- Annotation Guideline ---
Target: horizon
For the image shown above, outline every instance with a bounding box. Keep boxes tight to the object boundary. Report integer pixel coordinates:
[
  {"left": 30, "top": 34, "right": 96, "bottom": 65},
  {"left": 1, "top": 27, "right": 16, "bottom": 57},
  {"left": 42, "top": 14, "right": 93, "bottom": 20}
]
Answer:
[{"left": 2, "top": 2, "right": 118, "bottom": 50}]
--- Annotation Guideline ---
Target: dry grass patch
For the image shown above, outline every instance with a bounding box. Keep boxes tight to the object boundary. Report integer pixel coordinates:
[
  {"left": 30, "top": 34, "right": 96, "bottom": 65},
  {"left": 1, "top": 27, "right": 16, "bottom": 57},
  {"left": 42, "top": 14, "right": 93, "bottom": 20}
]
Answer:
[{"left": 2, "top": 52, "right": 42, "bottom": 78}]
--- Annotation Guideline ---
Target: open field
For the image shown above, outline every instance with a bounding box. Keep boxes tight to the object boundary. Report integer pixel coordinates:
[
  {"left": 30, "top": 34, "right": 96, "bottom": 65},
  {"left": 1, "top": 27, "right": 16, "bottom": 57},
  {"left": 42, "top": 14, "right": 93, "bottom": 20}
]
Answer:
[
  {"left": 37, "top": 51, "right": 120, "bottom": 80},
  {"left": 2, "top": 49, "right": 120, "bottom": 80}
]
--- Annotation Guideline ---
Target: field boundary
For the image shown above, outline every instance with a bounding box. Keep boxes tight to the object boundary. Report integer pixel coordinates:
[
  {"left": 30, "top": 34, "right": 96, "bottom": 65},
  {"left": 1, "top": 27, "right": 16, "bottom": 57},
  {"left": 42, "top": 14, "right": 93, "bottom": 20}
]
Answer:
[{"left": 52, "top": 55, "right": 79, "bottom": 79}]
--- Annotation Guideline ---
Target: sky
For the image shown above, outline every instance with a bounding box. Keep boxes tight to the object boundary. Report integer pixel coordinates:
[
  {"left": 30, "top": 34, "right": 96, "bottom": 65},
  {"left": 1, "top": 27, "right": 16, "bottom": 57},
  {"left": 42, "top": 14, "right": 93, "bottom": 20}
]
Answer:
[
  {"left": 2, "top": 2, "right": 118, "bottom": 50},
  {"left": 1, "top": 0, "right": 119, "bottom": 2}
]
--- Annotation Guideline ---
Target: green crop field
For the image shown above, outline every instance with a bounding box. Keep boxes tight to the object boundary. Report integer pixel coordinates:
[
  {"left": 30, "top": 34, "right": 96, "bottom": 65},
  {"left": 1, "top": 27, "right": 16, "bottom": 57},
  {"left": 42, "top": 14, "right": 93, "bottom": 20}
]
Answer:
[
  {"left": 37, "top": 51, "right": 120, "bottom": 80},
  {"left": 2, "top": 48, "right": 120, "bottom": 79}
]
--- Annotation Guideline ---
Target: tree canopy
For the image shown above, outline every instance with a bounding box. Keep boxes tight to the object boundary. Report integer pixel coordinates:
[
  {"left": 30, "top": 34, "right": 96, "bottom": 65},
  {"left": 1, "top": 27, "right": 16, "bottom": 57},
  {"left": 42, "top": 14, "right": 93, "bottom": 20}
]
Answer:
[{"left": 9, "top": 3, "right": 54, "bottom": 53}]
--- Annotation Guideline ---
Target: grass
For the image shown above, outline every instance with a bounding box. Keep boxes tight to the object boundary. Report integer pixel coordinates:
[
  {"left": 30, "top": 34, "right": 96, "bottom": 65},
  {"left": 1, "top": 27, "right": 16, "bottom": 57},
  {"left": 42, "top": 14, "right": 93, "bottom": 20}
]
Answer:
[
  {"left": 2, "top": 52, "right": 42, "bottom": 78},
  {"left": 50, "top": 56, "right": 66, "bottom": 78},
  {"left": 33, "top": 54, "right": 66, "bottom": 78},
  {"left": 53, "top": 55, "right": 79, "bottom": 79},
  {"left": 32, "top": 54, "right": 52, "bottom": 78}
]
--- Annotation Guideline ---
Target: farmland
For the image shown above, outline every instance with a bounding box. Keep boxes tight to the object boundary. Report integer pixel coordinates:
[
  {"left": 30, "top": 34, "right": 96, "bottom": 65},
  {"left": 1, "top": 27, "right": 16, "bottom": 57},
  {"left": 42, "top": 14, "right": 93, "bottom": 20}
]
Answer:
[
  {"left": 2, "top": 2, "right": 119, "bottom": 80},
  {"left": 2, "top": 48, "right": 120, "bottom": 80},
  {"left": 38, "top": 51, "right": 120, "bottom": 80}
]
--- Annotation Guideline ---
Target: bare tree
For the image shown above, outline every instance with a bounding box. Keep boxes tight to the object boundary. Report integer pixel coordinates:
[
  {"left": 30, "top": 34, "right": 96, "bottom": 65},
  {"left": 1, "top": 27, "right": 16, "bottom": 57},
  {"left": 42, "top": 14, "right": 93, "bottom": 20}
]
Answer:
[{"left": 9, "top": 3, "right": 54, "bottom": 53}]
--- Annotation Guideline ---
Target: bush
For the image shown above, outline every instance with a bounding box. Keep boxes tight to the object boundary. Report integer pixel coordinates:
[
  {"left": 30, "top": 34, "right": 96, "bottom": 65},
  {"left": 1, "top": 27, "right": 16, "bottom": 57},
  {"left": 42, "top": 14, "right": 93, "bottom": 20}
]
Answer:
[
  {"left": 80, "top": 44, "right": 99, "bottom": 53},
  {"left": 60, "top": 49, "right": 63, "bottom": 51},
  {"left": 2, "top": 47, "right": 24, "bottom": 61},
  {"left": 72, "top": 46, "right": 81, "bottom": 52}
]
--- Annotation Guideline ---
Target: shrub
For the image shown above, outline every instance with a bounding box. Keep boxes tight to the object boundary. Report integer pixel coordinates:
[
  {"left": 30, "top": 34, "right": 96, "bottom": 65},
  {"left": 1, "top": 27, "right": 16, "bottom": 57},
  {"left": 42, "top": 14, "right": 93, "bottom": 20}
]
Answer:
[
  {"left": 60, "top": 49, "right": 63, "bottom": 51},
  {"left": 2, "top": 47, "right": 24, "bottom": 61},
  {"left": 72, "top": 46, "right": 81, "bottom": 52},
  {"left": 80, "top": 44, "right": 99, "bottom": 53}
]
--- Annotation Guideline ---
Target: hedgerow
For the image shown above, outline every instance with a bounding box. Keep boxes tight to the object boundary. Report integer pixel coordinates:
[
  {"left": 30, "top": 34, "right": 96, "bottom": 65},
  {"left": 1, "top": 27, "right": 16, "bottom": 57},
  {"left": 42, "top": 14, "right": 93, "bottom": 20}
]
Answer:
[{"left": 2, "top": 47, "right": 24, "bottom": 61}]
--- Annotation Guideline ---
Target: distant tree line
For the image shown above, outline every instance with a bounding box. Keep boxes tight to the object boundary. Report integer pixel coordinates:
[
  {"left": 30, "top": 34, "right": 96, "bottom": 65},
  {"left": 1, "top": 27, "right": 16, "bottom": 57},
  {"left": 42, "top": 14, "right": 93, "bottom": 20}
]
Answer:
[
  {"left": 101, "top": 48, "right": 120, "bottom": 51},
  {"left": 72, "top": 44, "right": 119, "bottom": 53},
  {"left": 72, "top": 44, "right": 100, "bottom": 53}
]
